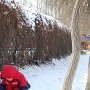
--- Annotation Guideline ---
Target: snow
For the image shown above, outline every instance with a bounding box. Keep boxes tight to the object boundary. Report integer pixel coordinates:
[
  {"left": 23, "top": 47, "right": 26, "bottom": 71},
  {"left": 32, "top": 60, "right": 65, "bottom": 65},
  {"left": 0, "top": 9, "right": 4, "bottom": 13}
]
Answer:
[
  {"left": 3, "top": 0, "right": 66, "bottom": 31},
  {"left": 72, "top": 54, "right": 89, "bottom": 90},
  {"left": 20, "top": 52, "right": 90, "bottom": 90}
]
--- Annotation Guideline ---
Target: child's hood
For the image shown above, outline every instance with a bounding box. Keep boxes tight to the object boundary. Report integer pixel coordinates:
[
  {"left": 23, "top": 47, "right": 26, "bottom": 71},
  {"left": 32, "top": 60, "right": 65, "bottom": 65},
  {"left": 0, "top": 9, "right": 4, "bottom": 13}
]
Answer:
[{"left": 1, "top": 65, "right": 18, "bottom": 79}]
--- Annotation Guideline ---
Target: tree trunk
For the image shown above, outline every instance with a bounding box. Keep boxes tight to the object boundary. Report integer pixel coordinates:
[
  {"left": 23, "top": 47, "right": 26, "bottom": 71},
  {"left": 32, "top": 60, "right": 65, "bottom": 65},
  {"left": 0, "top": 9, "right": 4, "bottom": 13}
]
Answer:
[
  {"left": 85, "top": 55, "right": 90, "bottom": 90},
  {"left": 62, "top": 0, "right": 83, "bottom": 90}
]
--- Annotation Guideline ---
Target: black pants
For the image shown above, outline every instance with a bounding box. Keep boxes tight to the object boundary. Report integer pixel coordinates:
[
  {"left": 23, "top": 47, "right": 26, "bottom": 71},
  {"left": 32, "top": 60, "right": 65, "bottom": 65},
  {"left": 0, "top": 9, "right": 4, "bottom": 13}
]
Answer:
[
  {"left": 0, "top": 82, "right": 31, "bottom": 90},
  {"left": 0, "top": 84, "right": 3, "bottom": 90}
]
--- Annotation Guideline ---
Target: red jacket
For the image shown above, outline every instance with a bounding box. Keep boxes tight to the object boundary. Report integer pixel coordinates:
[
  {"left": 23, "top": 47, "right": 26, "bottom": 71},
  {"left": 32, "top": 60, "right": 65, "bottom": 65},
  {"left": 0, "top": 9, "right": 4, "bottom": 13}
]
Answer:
[{"left": 1, "top": 65, "right": 28, "bottom": 90}]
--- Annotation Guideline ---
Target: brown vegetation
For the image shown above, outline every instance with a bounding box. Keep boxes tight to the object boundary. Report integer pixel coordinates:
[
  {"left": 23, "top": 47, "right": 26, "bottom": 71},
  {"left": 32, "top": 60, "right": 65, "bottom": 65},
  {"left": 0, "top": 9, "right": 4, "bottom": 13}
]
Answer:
[{"left": 0, "top": 2, "right": 72, "bottom": 68}]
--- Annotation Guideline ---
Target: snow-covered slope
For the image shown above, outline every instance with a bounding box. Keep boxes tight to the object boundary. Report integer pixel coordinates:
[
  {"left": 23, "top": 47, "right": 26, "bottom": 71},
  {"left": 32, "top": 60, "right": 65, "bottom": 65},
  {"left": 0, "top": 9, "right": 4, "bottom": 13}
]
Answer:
[{"left": 20, "top": 53, "right": 90, "bottom": 90}]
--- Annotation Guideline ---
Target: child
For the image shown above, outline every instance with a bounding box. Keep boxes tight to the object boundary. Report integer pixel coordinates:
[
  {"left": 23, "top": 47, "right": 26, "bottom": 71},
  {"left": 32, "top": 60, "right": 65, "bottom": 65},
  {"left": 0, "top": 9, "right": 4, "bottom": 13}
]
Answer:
[{"left": 0, "top": 65, "right": 30, "bottom": 90}]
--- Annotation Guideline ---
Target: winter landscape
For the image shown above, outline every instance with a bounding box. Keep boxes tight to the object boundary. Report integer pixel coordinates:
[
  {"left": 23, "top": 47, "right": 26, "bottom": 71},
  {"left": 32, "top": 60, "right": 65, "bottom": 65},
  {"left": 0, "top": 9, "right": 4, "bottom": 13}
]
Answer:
[{"left": 0, "top": 0, "right": 90, "bottom": 90}]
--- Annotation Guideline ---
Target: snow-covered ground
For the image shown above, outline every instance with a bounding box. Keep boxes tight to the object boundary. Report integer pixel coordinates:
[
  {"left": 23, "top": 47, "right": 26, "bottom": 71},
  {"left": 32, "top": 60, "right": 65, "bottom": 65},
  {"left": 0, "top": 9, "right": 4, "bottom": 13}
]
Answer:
[{"left": 20, "top": 52, "right": 90, "bottom": 90}]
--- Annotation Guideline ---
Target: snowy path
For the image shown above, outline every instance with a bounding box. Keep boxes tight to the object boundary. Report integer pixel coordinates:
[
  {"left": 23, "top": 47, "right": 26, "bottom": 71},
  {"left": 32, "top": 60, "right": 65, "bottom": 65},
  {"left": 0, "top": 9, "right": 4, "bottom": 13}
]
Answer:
[
  {"left": 20, "top": 54, "right": 90, "bottom": 90},
  {"left": 72, "top": 54, "right": 89, "bottom": 90}
]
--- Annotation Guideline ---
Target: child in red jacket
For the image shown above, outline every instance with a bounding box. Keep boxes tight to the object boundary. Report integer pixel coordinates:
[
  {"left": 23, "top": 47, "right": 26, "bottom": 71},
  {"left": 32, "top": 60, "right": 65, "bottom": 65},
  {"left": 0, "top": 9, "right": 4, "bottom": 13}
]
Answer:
[{"left": 0, "top": 65, "right": 30, "bottom": 90}]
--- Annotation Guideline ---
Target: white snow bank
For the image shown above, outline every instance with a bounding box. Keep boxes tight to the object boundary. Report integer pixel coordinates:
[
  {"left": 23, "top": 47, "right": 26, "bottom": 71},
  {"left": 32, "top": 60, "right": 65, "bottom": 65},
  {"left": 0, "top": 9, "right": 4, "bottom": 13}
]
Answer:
[{"left": 20, "top": 54, "right": 89, "bottom": 90}]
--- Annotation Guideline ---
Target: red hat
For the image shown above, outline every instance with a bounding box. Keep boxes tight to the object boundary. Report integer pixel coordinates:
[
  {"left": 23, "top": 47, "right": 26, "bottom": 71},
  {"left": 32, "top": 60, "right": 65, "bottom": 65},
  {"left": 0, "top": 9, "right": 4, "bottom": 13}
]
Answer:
[{"left": 1, "top": 65, "right": 18, "bottom": 79}]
